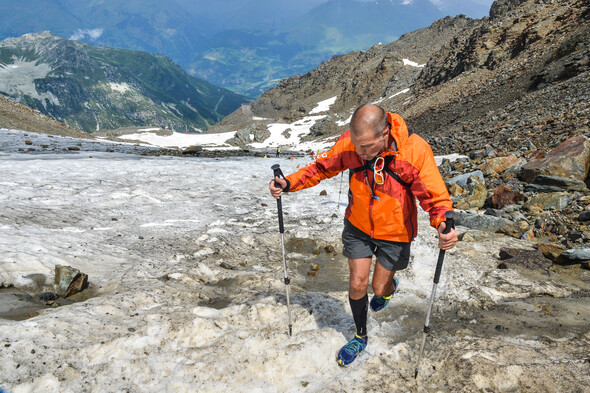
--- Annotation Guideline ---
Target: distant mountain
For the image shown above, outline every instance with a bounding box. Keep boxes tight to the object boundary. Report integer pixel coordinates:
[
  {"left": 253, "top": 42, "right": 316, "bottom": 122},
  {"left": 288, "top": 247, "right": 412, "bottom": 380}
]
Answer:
[
  {"left": 0, "top": 0, "right": 493, "bottom": 97},
  {"left": 0, "top": 0, "right": 208, "bottom": 66},
  {"left": 186, "top": 0, "right": 448, "bottom": 96},
  {"left": 218, "top": 0, "right": 589, "bottom": 158},
  {"left": 0, "top": 32, "right": 249, "bottom": 133}
]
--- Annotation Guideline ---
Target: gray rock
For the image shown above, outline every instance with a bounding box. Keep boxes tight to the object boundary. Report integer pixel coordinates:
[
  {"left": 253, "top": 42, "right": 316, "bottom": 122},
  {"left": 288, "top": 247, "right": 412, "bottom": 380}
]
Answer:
[
  {"left": 561, "top": 248, "right": 590, "bottom": 261},
  {"left": 523, "top": 192, "right": 575, "bottom": 211},
  {"left": 54, "top": 265, "right": 88, "bottom": 298},
  {"left": 455, "top": 210, "right": 514, "bottom": 231},
  {"left": 523, "top": 175, "right": 588, "bottom": 192},
  {"left": 446, "top": 170, "right": 485, "bottom": 189}
]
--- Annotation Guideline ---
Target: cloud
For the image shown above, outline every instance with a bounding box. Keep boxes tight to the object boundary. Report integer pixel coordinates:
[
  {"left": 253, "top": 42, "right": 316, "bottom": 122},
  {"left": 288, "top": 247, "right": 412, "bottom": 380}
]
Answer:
[{"left": 69, "top": 28, "right": 104, "bottom": 41}]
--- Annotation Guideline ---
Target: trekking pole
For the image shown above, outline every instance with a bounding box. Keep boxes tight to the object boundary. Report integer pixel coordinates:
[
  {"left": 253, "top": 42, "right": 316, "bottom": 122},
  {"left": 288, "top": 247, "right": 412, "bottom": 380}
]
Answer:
[
  {"left": 271, "top": 164, "right": 293, "bottom": 336},
  {"left": 414, "top": 210, "right": 455, "bottom": 379}
]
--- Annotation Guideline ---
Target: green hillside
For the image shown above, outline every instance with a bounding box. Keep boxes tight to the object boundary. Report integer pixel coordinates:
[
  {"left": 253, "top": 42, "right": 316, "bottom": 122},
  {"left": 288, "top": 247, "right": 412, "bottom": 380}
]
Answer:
[{"left": 0, "top": 32, "right": 249, "bottom": 132}]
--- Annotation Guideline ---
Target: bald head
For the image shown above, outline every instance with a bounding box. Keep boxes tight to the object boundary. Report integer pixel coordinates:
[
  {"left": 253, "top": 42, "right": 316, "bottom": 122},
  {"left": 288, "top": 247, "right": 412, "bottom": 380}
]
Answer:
[{"left": 350, "top": 104, "right": 388, "bottom": 137}]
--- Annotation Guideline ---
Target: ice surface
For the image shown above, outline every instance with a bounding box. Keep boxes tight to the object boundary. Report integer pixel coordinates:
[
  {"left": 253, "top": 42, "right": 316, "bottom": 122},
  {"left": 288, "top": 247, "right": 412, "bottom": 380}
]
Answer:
[{"left": 1, "top": 128, "right": 588, "bottom": 392}]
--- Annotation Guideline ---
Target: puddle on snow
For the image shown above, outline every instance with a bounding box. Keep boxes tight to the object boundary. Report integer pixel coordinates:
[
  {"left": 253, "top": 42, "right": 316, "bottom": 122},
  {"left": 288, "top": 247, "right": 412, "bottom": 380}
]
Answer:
[{"left": 0, "top": 285, "right": 98, "bottom": 321}]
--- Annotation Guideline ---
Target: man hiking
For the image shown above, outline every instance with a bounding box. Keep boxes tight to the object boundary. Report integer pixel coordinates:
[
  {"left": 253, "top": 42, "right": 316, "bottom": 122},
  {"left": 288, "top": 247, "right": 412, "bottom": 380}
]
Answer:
[{"left": 269, "top": 104, "right": 458, "bottom": 367}]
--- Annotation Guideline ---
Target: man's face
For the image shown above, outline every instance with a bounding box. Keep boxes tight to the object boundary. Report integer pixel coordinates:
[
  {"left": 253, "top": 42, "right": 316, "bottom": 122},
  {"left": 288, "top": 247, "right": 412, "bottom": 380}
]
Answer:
[{"left": 351, "top": 127, "right": 388, "bottom": 161}]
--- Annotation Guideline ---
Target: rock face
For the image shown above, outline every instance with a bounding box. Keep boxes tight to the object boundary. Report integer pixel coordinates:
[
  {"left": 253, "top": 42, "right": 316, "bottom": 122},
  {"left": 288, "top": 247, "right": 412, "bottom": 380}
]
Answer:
[
  {"left": 520, "top": 136, "right": 590, "bottom": 188},
  {"left": 0, "top": 32, "right": 248, "bottom": 133}
]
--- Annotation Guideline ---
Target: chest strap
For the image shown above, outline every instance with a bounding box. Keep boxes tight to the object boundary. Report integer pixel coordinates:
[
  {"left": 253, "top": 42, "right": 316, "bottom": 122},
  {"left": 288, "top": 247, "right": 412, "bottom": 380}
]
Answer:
[{"left": 350, "top": 156, "right": 413, "bottom": 190}]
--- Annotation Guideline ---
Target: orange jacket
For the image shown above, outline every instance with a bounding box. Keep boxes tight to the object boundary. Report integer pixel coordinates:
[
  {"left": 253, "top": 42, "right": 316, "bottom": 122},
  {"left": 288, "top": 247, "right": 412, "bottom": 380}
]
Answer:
[{"left": 286, "top": 112, "right": 453, "bottom": 242}]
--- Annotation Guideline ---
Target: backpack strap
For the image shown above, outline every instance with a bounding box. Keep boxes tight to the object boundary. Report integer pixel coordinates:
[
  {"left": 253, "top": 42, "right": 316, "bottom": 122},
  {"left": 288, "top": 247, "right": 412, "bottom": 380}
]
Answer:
[{"left": 350, "top": 155, "right": 413, "bottom": 191}]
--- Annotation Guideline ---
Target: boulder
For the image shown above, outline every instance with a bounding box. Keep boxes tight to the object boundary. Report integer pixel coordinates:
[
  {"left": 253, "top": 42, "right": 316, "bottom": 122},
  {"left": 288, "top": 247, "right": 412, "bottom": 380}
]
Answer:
[
  {"left": 446, "top": 170, "right": 484, "bottom": 189},
  {"left": 448, "top": 183, "right": 467, "bottom": 197},
  {"left": 54, "top": 265, "right": 88, "bottom": 298},
  {"left": 478, "top": 154, "right": 525, "bottom": 176},
  {"left": 561, "top": 248, "right": 590, "bottom": 262},
  {"left": 537, "top": 243, "right": 566, "bottom": 262},
  {"left": 491, "top": 184, "right": 523, "bottom": 209},
  {"left": 520, "top": 136, "right": 590, "bottom": 191},
  {"left": 497, "top": 248, "right": 552, "bottom": 271},
  {"left": 452, "top": 175, "right": 487, "bottom": 209},
  {"left": 523, "top": 192, "right": 575, "bottom": 211},
  {"left": 523, "top": 174, "right": 588, "bottom": 192},
  {"left": 455, "top": 210, "right": 514, "bottom": 231},
  {"left": 182, "top": 145, "right": 203, "bottom": 155}
]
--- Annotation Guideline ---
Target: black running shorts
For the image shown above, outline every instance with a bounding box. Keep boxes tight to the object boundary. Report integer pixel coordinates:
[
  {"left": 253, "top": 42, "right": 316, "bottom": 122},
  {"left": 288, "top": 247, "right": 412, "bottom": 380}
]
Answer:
[{"left": 342, "top": 220, "right": 411, "bottom": 271}]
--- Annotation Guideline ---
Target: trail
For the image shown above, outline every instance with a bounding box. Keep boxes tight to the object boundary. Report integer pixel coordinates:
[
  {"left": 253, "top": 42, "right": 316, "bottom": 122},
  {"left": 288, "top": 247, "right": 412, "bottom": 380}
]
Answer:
[{"left": 0, "top": 131, "right": 588, "bottom": 392}]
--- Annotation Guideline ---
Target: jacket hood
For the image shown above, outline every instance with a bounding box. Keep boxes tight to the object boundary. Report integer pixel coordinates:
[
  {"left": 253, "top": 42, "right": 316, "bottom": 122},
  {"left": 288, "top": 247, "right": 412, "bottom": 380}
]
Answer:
[{"left": 387, "top": 112, "right": 409, "bottom": 151}]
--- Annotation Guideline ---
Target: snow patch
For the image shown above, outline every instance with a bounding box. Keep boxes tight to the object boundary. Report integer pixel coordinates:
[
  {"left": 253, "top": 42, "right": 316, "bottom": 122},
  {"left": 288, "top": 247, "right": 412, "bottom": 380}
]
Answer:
[
  {"left": 109, "top": 82, "right": 131, "bottom": 93},
  {"left": 403, "top": 58, "right": 426, "bottom": 67},
  {"left": 372, "top": 88, "right": 410, "bottom": 104},
  {"left": 118, "top": 131, "right": 237, "bottom": 149},
  {"left": 309, "top": 96, "right": 337, "bottom": 114},
  {"left": 0, "top": 60, "right": 60, "bottom": 106}
]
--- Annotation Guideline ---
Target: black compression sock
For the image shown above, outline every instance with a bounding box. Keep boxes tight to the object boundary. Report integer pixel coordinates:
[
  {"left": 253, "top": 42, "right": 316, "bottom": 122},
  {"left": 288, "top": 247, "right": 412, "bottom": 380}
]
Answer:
[{"left": 349, "top": 294, "right": 368, "bottom": 337}]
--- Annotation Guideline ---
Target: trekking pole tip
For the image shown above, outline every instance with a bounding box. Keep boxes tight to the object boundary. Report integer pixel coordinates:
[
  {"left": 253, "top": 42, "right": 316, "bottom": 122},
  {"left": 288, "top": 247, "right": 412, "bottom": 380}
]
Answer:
[{"left": 414, "top": 369, "right": 418, "bottom": 379}]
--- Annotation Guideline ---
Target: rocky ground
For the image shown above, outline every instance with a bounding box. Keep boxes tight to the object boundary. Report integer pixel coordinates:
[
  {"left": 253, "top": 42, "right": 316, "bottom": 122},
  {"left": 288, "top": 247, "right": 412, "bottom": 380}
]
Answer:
[{"left": 215, "top": 0, "right": 590, "bottom": 272}]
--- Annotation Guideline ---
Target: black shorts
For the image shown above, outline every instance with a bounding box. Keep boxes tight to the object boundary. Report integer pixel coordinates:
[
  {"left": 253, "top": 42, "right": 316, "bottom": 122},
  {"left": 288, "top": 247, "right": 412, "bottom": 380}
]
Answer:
[{"left": 342, "top": 221, "right": 411, "bottom": 271}]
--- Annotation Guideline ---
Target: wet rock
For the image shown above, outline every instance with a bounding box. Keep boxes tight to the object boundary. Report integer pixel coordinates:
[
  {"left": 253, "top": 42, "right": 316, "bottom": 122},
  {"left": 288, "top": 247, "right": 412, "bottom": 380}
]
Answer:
[
  {"left": 39, "top": 292, "right": 57, "bottom": 302},
  {"left": 497, "top": 248, "right": 552, "bottom": 271},
  {"left": 54, "top": 265, "right": 89, "bottom": 298}
]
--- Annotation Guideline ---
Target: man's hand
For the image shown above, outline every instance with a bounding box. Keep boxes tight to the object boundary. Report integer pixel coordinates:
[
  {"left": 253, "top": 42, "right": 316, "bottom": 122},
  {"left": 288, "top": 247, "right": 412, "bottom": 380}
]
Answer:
[
  {"left": 437, "top": 221, "right": 458, "bottom": 250},
  {"left": 269, "top": 176, "right": 287, "bottom": 199}
]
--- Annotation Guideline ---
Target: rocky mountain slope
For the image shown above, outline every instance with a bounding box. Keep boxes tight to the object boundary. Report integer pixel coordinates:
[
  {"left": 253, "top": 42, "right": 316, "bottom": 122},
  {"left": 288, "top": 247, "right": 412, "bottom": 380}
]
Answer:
[
  {"left": 0, "top": 94, "right": 90, "bottom": 138},
  {"left": 227, "top": 0, "right": 588, "bottom": 153},
  {"left": 0, "top": 0, "right": 492, "bottom": 97},
  {"left": 0, "top": 32, "right": 248, "bottom": 133},
  {"left": 219, "top": 0, "right": 590, "bottom": 255}
]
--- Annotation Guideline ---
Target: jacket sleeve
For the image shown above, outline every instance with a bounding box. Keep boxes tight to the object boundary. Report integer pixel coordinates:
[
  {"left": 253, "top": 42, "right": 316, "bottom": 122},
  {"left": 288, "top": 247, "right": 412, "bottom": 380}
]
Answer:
[
  {"left": 286, "top": 137, "right": 350, "bottom": 192},
  {"left": 408, "top": 137, "right": 454, "bottom": 230}
]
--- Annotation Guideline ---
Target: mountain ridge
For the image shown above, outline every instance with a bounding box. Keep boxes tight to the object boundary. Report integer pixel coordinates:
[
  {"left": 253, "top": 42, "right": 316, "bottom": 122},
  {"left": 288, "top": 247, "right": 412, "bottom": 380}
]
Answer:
[
  {"left": 0, "top": 31, "right": 249, "bottom": 133},
  {"left": 219, "top": 0, "right": 589, "bottom": 158},
  {"left": 0, "top": 0, "right": 493, "bottom": 96}
]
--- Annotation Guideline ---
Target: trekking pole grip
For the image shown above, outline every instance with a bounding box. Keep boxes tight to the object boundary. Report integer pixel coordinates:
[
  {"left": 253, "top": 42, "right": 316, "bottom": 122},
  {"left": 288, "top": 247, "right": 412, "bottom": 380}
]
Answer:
[
  {"left": 433, "top": 211, "right": 455, "bottom": 284},
  {"left": 271, "top": 164, "right": 285, "bottom": 234}
]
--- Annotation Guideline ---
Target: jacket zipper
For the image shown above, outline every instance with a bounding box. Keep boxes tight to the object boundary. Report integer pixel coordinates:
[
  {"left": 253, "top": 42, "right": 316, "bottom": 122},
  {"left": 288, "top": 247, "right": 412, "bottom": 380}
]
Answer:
[{"left": 369, "top": 197, "right": 375, "bottom": 238}]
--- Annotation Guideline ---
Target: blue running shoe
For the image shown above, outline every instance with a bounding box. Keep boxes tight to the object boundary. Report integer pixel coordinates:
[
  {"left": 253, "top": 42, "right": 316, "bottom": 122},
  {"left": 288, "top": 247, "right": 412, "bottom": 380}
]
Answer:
[
  {"left": 370, "top": 277, "right": 399, "bottom": 312},
  {"left": 337, "top": 334, "right": 368, "bottom": 367}
]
